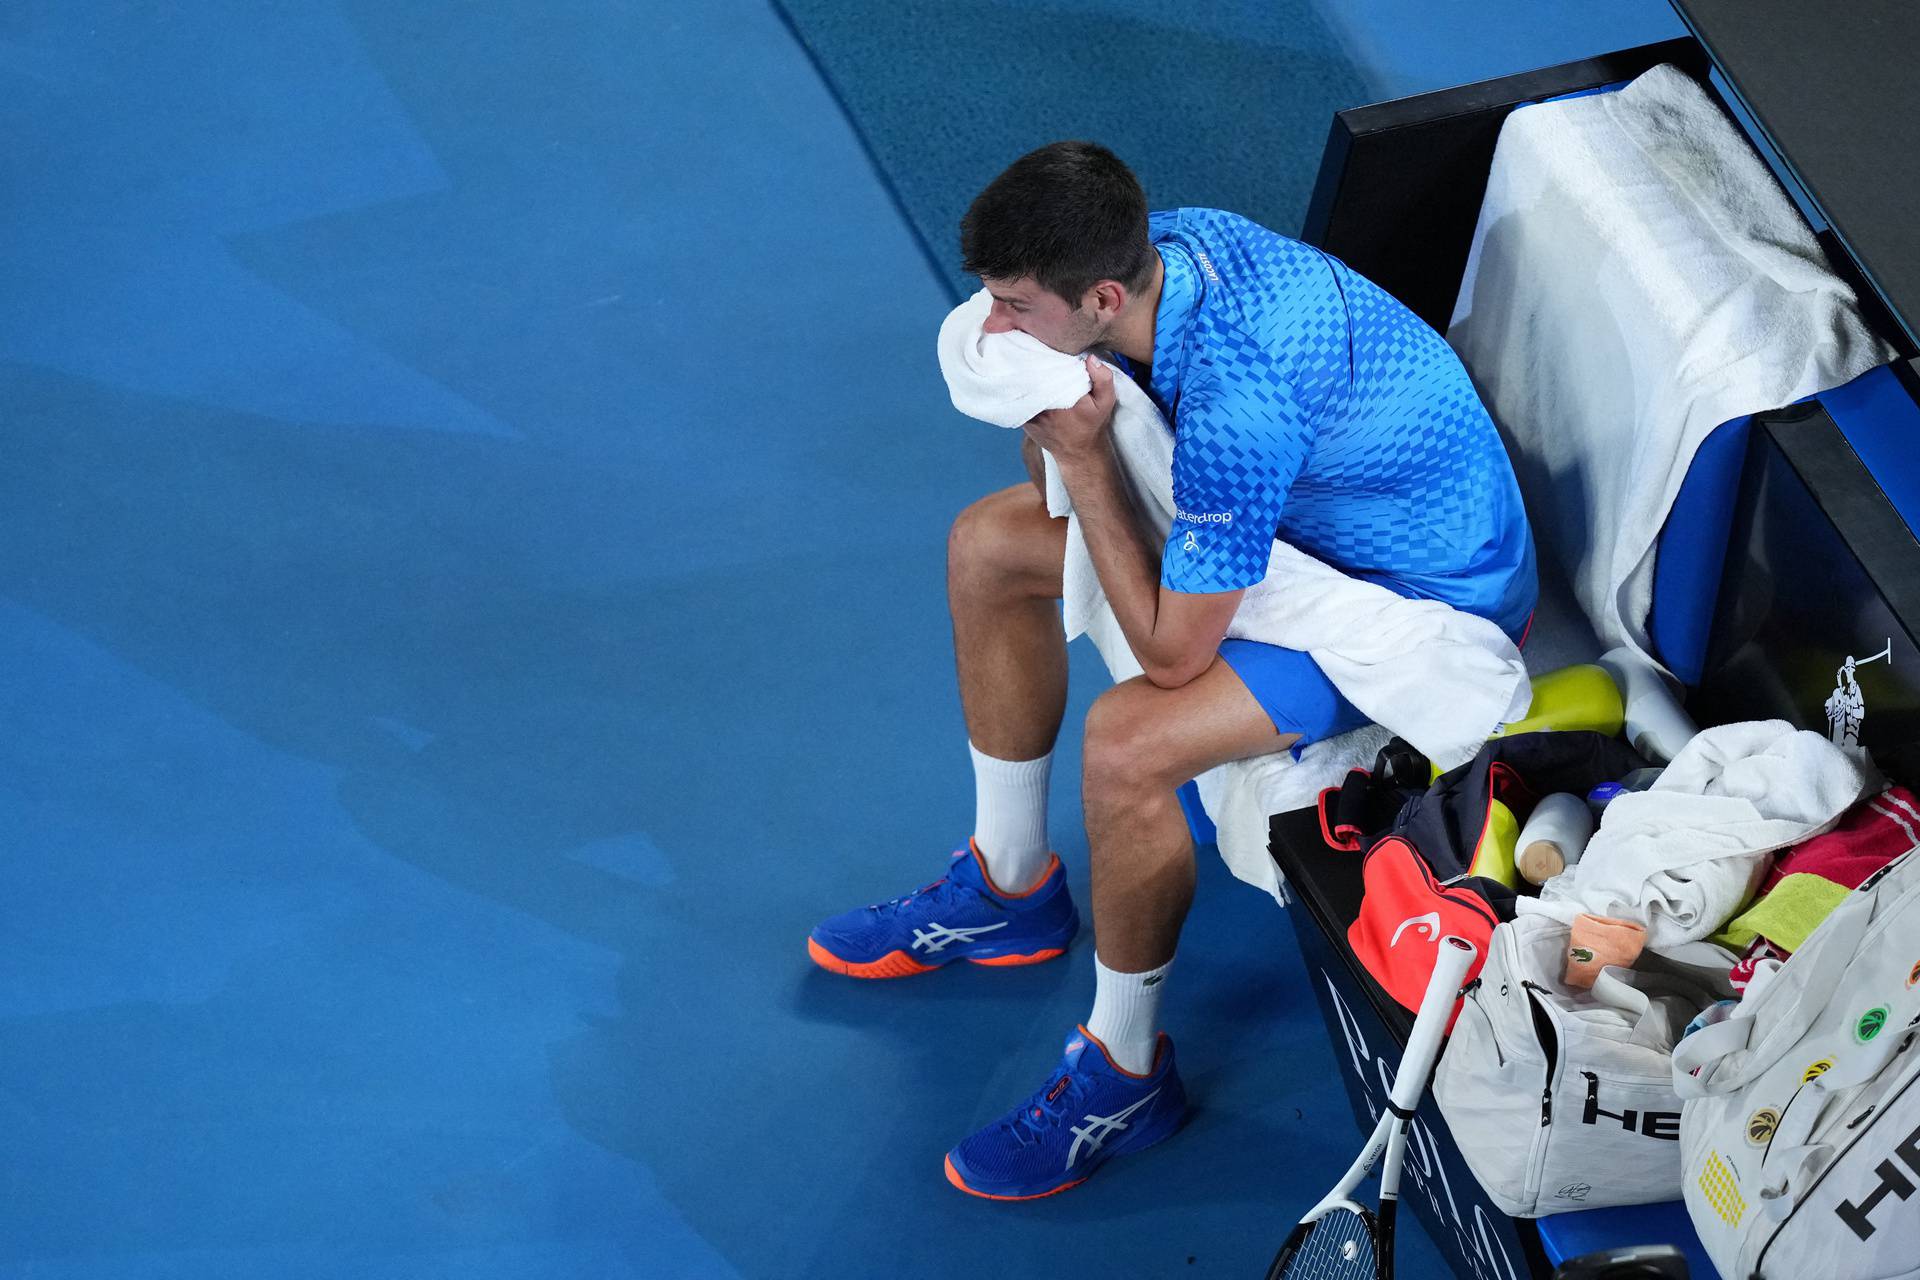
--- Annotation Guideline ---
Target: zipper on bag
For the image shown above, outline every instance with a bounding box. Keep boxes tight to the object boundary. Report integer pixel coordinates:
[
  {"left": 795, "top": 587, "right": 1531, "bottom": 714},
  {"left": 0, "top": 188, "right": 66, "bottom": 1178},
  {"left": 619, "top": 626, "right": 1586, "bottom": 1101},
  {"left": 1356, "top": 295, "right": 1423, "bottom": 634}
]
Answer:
[
  {"left": 1460, "top": 979, "right": 1505, "bottom": 1067},
  {"left": 1412, "top": 850, "right": 1500, "bottom": 930},
  {"left": 1520, "top": 977, "right": 1565, "bottom": 1211}
]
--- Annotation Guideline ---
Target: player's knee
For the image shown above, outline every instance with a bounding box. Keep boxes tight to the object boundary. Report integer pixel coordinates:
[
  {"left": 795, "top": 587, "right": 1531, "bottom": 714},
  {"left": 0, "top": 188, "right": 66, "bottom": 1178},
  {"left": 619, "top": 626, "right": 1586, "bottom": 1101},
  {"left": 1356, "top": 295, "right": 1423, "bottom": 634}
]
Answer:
[
  {"left": 1082, "top": 684, "right": 1167, "bottom": 792},
  {"left": 948, "top": 488, "right": 1047, "bottom": 588}
]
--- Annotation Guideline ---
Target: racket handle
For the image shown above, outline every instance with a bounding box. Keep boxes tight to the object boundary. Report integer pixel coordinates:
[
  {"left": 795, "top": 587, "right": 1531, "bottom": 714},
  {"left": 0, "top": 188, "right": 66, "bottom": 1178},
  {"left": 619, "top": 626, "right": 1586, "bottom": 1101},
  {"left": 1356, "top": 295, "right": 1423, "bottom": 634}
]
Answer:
[{"left": 1387, "top": 935, "right": 1477, "bottom": 1115}]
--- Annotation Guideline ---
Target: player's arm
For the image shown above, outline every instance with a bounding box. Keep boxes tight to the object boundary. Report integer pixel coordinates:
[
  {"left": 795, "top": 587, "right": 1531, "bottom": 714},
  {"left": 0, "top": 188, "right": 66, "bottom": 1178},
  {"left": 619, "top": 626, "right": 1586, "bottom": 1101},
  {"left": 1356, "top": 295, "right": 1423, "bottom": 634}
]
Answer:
[
  {"left": 1152, "top": 365, "right": 1313, "bottom": 668},
  {"left": 1055, "top": 445, "right": 1244, "bottom": 687},
  {"left": 1147, "top": 587, "right": 1245, "bottom": 688},
  {"left": 1026, "top": 357, "right": 1246, "bottom": 689}
]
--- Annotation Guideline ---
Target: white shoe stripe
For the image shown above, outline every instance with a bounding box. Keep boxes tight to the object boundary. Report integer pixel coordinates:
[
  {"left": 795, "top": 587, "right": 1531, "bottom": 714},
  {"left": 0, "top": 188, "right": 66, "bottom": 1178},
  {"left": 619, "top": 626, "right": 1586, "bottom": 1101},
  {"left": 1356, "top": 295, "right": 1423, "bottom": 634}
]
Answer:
[
  {"left": 910, "top": 920, "right": 1009, "bottom": 954},
  {"left": 1065, "top": 1088, "right": 1160, "bottom": 1168}
]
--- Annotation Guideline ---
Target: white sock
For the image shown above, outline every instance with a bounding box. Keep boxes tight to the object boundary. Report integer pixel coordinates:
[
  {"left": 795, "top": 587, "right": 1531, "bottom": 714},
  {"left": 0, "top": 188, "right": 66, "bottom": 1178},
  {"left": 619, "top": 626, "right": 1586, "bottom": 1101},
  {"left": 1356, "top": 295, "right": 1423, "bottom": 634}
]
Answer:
[
  {"left": 970, "top": 743, "right": 1052, "bottom": 894},
  {"left": 1086, "top": 953, "right": 1171, "bottom": 1075}
]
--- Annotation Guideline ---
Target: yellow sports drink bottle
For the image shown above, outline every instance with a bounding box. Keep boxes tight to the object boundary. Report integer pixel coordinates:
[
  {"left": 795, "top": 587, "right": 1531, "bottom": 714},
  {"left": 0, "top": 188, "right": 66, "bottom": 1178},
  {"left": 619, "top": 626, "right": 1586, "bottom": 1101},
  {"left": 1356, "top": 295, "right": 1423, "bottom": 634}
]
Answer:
[
  {"left": 1492, "top": 663, "right": 1626, "bottom": 739},
  {"left": 1431, "top": 663, "right": 1628, "bottom": 781}
]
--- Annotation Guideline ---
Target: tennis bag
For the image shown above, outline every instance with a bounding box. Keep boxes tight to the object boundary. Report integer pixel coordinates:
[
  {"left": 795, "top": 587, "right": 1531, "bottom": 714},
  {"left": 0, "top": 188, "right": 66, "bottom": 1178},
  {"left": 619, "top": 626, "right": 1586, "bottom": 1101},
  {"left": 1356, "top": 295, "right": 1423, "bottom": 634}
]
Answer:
[
  {"left": 1671, "top": 844, "right": 1920, "bottom": 1279},
  {"left": 1434, "top": 912, "right": 1714, "bottom": 1216},
  {"left": 1328, "top": 732, "right": 1649, "bottom": 1018},
  {"left": 1321, "top": 731, "right": 1648, "bottom": 883}
]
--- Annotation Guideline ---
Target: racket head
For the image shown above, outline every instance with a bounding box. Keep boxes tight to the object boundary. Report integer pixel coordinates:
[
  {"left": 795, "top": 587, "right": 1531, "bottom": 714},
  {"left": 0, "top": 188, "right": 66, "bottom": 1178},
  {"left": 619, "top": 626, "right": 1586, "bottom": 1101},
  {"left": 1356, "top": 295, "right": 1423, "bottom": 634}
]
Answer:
[{"left": 1265, "top": 1201, "right": 1384, "bottom": 1280}]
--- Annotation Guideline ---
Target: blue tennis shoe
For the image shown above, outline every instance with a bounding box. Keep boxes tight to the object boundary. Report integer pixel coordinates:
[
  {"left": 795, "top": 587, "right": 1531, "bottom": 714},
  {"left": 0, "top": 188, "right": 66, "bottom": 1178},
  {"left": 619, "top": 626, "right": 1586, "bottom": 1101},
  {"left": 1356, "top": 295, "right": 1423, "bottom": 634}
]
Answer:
[
  {"left": 807, "top": 840, "right": 1079, "bottom": 978},
  {"left": 944, "top": 1026, "right": 1188, "bottom": 1199}
]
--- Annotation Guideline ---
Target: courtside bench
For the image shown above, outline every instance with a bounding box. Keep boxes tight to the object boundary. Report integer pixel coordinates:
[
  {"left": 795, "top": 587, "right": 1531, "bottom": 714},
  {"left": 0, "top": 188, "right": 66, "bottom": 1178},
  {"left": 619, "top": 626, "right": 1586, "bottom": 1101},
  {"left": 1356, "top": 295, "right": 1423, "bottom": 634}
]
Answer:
[{"left": 1262, "top": 10, "right": 1920, "bottom": 1277}]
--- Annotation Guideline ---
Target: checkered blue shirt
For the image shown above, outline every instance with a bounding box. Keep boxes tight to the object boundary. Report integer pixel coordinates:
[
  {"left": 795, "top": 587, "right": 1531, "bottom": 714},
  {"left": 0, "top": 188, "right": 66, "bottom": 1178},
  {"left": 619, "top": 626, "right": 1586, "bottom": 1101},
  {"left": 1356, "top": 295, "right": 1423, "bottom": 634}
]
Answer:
[{"left": 1142, "top": 208, "right": 1536, "bottom": 637}]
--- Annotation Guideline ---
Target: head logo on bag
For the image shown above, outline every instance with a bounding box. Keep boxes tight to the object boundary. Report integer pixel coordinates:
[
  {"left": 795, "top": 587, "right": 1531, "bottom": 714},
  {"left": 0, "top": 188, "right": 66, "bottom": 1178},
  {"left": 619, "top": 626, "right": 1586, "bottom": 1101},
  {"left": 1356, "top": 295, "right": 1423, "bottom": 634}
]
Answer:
[
  {"left": 1746, "top": 1107, "right": 1780, "bottom": 1146},
  {"left": 1856, "top": 1006, "right": 1890, "bottom": 1043},
  {"left": 1581, "top": 1071, "right": 1680, "bottom": 1139},
  {"left": 1390, "top": 911, "right": 1441, "bottom": 948},
  {"left": 1802, "top": 1057, "right": 1835, "bottom": 1084},
  {"left": 1833, "top": 1117, "right": 1920, "bottom": 1242}
]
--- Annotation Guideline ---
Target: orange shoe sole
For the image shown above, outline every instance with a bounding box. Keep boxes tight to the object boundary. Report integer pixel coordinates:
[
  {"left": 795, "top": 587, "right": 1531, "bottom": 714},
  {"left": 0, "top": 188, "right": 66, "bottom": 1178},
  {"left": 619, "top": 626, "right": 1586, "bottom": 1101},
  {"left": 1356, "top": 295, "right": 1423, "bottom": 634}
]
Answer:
[
  {"left": 944, "top": 1154, "right": 1087, "bottom": 1201},
  {"left": 806, "top": 938, "right": 1067, "bottom": 978},
  {"left": 967, "top": 948, "right": 1067, "bottom": 967},
  {"left": 806, "top": 938, "right": 935, "bottom": 978}
]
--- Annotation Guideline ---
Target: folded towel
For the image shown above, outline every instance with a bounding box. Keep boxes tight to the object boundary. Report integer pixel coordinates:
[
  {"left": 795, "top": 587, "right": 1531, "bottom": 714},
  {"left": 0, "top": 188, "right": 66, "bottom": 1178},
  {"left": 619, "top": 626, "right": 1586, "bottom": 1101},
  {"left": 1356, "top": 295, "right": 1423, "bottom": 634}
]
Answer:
[
  {"left": 939, "top": 288, "right": 1532, "bottom": 901},
  {"left": 1713, "top": 874, "right": 1852, "bottom": 957},
  {"left": 1710, "top": 783, "right": 1919, "bottom": 953},
  {"left": 1449, "top": 64, "right": 1893, "bottom": 663},
  {"left": 1523, "top": 720, "right": 1881, "bottom": 967}
]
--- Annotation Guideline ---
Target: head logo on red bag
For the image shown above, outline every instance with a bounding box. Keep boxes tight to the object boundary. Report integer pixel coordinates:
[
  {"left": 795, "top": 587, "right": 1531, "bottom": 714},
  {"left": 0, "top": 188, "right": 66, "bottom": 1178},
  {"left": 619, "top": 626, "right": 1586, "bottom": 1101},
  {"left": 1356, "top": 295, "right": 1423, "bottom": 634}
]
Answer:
[
  {"left": 1346, "top": 837, "right": 1494, "bottom": 1027},
  {"left": 1389, "top": 912, "right": 1441, "bottom": 948}
]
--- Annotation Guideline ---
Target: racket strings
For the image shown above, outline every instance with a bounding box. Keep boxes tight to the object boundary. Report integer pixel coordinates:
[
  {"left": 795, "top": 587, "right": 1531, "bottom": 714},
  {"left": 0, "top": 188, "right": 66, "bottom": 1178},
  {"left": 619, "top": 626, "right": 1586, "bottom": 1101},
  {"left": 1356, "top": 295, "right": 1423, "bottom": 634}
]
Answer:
[{"left": 1276, "top": 1209, "right": 1378, "bottom": 1279}]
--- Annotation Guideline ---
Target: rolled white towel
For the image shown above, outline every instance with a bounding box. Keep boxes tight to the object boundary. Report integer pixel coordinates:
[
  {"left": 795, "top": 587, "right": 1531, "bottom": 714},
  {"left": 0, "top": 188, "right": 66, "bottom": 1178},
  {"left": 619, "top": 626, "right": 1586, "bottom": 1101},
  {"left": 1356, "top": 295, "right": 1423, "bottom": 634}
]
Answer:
[{"left": 1522, "top": 720, "right": 1880, "bottom": 965}]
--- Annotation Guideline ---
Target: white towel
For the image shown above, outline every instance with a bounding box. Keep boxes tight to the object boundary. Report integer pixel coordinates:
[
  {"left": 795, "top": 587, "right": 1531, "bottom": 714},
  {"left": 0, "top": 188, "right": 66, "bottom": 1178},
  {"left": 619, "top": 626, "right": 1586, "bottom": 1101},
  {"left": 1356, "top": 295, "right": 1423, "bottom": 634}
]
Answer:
[
  {"left": 1449, "top": 64, "right": 1892, "bottom": 666},
  {"left": 939, "top": 288, "right": 1531, "bottom": 901},
  {"left": 1522, "top": 720, "right": 1880, "bottom": 968}
]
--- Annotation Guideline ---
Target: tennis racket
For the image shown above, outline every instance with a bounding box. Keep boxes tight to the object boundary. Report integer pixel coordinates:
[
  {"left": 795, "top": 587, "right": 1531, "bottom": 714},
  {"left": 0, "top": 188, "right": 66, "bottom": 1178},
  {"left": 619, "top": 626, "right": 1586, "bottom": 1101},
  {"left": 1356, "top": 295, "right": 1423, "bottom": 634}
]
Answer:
[{"left": 1264, "top": 935, "right": 1478, "bottom": 1280}]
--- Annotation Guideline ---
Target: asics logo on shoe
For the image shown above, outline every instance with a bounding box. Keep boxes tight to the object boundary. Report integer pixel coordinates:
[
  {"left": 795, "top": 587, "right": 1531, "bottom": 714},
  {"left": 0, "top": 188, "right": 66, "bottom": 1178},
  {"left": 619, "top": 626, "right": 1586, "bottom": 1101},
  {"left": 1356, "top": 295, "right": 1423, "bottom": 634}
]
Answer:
[
  {"left": 1066, "top": 1089, "right": 1161, "bottom": 1168},
  {"left": 910, "top": 921, "right": 1009, "bottom": 954}
]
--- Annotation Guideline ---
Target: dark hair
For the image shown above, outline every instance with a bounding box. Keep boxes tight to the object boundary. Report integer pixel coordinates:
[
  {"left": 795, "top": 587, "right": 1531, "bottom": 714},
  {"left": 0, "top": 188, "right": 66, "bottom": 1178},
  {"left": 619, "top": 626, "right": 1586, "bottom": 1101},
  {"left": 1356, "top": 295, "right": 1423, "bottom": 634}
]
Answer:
[{"left": 960, "top": 141, "right": 1152, "bottom": 305}]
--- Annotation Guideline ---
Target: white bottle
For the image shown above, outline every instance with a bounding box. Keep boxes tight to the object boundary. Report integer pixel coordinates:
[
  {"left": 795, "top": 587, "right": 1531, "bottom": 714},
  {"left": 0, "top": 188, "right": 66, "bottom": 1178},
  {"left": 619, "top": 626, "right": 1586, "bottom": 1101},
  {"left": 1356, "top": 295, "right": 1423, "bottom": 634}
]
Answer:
[
  {"left": 1597, "top": 646, "right": 1700, "bottom": 765},
  {"left": 1516, "top": 792, "right": 1595, "bottom": 886}
]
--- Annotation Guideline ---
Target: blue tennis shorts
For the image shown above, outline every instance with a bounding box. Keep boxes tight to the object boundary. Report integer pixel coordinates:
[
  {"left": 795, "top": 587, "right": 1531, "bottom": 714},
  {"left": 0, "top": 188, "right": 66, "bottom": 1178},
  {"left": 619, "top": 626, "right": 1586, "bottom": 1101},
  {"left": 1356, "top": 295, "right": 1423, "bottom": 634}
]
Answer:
[
  {"left": 1217, "top": 639, "right": 1368, "bottom": 754},
  {"left": 1219, "top": 611, "right": 1534, "bottom": 754}
]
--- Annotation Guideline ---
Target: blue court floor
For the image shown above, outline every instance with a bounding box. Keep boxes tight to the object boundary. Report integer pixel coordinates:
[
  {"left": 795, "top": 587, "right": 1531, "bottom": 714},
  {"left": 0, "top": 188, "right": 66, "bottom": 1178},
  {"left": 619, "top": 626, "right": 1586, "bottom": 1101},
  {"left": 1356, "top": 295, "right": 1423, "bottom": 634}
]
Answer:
[{"left": 1, "top": 3, "right": 1679, "bottom": 1276}]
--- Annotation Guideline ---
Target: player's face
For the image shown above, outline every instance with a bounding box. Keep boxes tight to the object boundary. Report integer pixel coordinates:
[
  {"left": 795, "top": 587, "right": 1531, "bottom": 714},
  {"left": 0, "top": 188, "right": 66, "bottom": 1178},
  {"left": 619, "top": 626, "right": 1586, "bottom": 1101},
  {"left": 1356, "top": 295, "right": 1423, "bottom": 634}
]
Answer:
[{"left": 980, "top": 277, "right": 1106, "bottom": 354}]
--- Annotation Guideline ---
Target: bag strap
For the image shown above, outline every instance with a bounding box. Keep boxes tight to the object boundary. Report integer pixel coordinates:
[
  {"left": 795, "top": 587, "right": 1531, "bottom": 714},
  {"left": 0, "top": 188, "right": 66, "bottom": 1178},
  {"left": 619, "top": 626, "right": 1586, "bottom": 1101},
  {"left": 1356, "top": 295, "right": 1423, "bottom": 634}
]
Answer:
[
  {"left": 1316, "top": 740, "right": 1432, "bottom": 853},
  {"left": 1759, "top": 1075, "right": 1842, "bottom": 1201},
  {"left": 1318, "top": 772, "right": 1372, "bottom": 852},
  {"left": 1590, "top": 967, "right": 1715, "bottom": 1052},
  {"left": 1717, "top": 887, "right": 1881, "bottom": 1090},
  {"left": 1674, "top": 874, "right": 1889, "bottom": 1097},
  {"left": 1672, "top": 1015, "right": 1754, "bottom": 1098},
  {"left": 1760, "top": 1034, "right": 1918, "bottom": 1195}
]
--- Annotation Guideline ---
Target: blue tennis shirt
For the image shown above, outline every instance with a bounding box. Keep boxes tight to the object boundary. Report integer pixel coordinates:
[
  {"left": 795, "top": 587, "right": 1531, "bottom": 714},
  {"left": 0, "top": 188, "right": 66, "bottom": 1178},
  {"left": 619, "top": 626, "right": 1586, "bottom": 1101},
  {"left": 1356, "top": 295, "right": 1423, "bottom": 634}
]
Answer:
[{"left": 1140, "top": 208, "right": 1537, "bottom": 639}]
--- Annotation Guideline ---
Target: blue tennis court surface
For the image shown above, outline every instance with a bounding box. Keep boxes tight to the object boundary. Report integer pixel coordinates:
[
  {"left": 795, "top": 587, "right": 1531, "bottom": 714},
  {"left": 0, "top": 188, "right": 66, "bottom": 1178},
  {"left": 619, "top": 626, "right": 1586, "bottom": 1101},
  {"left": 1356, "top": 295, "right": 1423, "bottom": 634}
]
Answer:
[{"left": 1, "top": 1, "right": 1679, "bottom": 1275}]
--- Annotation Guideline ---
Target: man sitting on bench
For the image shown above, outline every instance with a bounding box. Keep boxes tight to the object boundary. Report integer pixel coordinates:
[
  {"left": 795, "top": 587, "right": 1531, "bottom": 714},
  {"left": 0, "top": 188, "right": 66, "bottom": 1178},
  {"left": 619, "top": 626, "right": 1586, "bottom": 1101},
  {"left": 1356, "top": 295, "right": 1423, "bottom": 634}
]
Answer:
[{"left": 807, "top": 140, "right": 1538, "bottom": 1200}]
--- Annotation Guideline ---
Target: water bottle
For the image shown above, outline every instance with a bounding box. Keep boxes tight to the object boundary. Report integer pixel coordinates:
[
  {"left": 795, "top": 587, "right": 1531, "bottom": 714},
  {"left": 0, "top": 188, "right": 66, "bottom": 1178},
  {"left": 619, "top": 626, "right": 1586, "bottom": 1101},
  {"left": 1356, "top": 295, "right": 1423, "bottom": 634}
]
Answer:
[
  {"left": 1516, "top": 792, "right": 1594, "bottom": 885},
  {"left": 1597, "top": 647, "right": 1699, "bottom": 764}
]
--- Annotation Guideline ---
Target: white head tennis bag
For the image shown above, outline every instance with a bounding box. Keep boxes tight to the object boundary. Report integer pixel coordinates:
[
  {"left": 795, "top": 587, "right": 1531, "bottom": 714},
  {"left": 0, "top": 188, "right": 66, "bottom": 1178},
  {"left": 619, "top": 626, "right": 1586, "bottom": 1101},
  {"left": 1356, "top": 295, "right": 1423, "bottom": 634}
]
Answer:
[
  {"left": 1672, "top": 845, "right": 1920, "bottom": 1279},
  {"left": 1435, "top": 912, "right": 1712, "bottom": 1216}
]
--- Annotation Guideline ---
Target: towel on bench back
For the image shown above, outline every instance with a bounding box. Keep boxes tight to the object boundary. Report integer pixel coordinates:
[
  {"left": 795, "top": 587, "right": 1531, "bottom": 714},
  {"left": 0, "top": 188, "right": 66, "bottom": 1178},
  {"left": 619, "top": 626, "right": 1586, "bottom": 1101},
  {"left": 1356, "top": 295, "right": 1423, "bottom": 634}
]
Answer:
[
  {"left": 1449, "top": 63, "right": 1893, "bottom": 666},
  {"left": 938, "top": 287, "right": 1531, "bottom": 901}
]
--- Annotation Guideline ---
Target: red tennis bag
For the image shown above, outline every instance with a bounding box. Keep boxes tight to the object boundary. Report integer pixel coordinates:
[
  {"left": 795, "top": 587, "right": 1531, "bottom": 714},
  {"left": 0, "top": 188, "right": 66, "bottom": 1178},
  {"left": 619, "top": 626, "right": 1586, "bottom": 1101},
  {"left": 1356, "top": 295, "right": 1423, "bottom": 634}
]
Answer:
[
  {"left": 1323, "top": 732, "right": 1649, "bottom": 1022},
  {"left": 1346, "top": 835, "right": 1503, "bottom": 1028}
]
